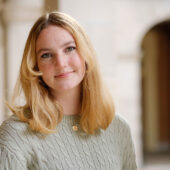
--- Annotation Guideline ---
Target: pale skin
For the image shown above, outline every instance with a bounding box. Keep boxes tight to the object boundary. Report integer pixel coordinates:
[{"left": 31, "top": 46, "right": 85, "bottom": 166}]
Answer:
[{"left": 36, "top": 25, "right": 86, "bottom": 116}]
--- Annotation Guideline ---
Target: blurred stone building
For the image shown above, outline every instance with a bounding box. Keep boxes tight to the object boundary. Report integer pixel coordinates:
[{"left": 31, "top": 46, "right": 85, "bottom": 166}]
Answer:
[{"left": 0, "top": 0, "right": 170, "bottom": 169}]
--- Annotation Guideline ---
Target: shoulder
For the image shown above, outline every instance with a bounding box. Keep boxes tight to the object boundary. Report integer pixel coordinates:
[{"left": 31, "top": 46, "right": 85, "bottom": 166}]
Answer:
[
  {"left": 0, "top": 114, "right": 27, "bottom": 127},
  {"left": 112, "top": 113, "right": 131, "bottom": 130},
  {"left": 0, "top": 114, "right": 29, "bottom": 134},
  {"left": 0, "top": 115, "right": 29, "bottom": 147},
  {"left": 107, "top": 113, "right": 133, "bottom": 140}
]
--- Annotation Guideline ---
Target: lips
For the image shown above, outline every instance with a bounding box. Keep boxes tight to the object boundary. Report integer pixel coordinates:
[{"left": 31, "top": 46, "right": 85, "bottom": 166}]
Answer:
[{"left": 55, "top": 71, "right": 74, "bottom": 78}]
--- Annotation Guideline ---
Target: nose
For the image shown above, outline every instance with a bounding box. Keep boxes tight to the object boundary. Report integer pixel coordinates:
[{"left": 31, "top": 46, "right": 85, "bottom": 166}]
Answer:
[{"left": 54, "top": 53, "right": 67, "bottom": 67}]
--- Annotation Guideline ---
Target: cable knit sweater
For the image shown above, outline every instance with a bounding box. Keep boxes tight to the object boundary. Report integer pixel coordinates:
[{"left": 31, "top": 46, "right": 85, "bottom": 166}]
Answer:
[{"left": 0, "top": 114, "right": 137, "bottom": 170}]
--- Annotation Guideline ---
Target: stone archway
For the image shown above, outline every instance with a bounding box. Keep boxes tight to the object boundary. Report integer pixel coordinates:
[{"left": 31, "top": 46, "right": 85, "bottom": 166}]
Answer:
[{"left": 141, "top": 20, "right": 170, "bottom": 161}]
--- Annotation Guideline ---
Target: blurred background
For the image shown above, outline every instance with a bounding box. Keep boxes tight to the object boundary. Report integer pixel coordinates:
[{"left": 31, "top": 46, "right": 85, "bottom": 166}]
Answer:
[{"left": 0, "top": 0, "right": 170, "bottom": 169}]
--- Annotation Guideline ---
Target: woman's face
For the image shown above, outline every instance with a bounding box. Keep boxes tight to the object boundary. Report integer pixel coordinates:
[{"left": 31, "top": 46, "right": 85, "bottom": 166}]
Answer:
[{"left": 36, "top": 25, "right": 86, "bottom": 95}]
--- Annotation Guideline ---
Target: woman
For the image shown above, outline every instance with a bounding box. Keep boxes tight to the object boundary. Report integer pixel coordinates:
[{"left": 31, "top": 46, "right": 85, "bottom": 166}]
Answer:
[{"left": 0, "top": 11, "right": 137, "bottom": 170}]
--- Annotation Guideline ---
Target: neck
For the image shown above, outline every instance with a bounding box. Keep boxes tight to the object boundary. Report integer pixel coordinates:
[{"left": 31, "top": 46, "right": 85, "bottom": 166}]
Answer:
[{"left": 51, "top": 86, "right": 81, "bottom": 116}]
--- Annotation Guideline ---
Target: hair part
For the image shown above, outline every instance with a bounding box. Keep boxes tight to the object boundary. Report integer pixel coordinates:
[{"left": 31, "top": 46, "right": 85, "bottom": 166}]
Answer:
[{"left": 7, "top": 11, "right": 115, "bottom": 134}]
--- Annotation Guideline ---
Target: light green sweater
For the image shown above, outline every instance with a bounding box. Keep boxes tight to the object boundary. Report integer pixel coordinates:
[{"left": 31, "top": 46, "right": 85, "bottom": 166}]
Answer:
[{"left": 0, "top": 114, "right": 137, "bottom": 170}]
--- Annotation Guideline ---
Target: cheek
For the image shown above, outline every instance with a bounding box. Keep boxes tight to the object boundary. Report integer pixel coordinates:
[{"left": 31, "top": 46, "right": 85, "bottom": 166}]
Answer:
[
  {"left": 38, "top": 63, "right": 54, "bottom": 82},
  {"left": 38, "top": 63, "right": 51, "bottom": 73},
  {"left": 72, "top": 57, "right": 85, "bottom": 73}
]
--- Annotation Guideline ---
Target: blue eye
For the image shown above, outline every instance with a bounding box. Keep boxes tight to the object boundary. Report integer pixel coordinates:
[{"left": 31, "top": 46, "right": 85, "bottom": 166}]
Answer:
[
  {"left": 41, "top": 53, "right": 52, "bottom": 58},
  {"left": 65, "top": 46, "right": 76, "bottom": 52}
]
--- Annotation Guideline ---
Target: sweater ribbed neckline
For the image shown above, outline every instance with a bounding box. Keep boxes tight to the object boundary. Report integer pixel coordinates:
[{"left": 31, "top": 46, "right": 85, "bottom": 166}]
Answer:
[{"left": 61, "top": 114, "right": 81, "bottom": 125}]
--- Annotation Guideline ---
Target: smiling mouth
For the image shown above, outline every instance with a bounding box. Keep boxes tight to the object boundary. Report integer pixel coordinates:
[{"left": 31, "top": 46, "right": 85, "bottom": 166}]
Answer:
[{"left": 55, "top": 71, "right": 74, "bottom": 78}]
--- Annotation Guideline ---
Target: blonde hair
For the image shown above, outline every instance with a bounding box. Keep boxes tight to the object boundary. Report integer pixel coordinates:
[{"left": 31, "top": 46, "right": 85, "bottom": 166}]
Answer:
[{"left": 8, "top": 11, "right": 115, "bottom": 134}]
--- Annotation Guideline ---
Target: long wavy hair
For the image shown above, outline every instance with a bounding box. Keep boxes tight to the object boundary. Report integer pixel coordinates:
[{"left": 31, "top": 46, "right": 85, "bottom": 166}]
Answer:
[{"left": 8, "top": 11, "right": 115, "bottom": 134}]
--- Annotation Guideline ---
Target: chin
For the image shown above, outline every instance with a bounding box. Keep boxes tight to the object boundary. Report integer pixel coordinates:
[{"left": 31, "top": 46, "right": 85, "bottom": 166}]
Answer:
[{"left": 55, "top": 83, "right": 80, "bottom": 91}]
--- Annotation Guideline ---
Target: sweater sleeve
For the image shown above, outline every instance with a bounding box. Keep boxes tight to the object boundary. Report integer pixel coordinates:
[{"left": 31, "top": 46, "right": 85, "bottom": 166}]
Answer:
[
  {"left": 122, "top": 124, "right": 137, "bottom": 170},
  {"left": 0, "top": 116, "right": 28, "bottom": 170},
  {"left": 0, "top": 146, "right": 27, "bottom": 170}
]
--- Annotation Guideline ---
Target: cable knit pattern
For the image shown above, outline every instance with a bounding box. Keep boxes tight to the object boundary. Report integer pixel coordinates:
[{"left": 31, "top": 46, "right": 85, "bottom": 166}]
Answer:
[{"left": 0, "top": 114, "right": 137, "bottom": 170}]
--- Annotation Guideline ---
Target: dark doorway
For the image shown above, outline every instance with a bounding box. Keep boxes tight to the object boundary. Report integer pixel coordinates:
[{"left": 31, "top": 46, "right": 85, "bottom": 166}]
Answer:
[{"left": 141, "top": 20, "right": 170, "bottom": 163}]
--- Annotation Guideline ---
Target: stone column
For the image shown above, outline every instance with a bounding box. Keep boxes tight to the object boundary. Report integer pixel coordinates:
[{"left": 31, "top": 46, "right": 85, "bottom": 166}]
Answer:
[
  {"left": 0, "top": 0, "right": 5, "bottom": 124},
  {"left": 1, "top": 0, "right": 43, "bottom": 119}
]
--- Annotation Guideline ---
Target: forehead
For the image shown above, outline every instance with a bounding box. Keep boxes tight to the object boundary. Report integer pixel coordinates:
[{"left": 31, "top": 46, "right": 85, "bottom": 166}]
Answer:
[{"left": 36, "top": 25, "right": 75, "bottom": 46}]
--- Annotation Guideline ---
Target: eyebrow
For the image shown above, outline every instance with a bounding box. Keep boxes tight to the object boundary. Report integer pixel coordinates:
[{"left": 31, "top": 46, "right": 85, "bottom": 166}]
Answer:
[{"left": 36, "top": 40, "right": 76, "bottom": 56}]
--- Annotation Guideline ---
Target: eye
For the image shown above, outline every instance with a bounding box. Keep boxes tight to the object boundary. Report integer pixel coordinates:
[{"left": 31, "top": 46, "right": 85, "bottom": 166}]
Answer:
[
  {"left": 40, "top": 53, "right": 52, "bottom": 59},
  {"left": 65, "top": 46, "right": 76, "bottom": 53}
]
